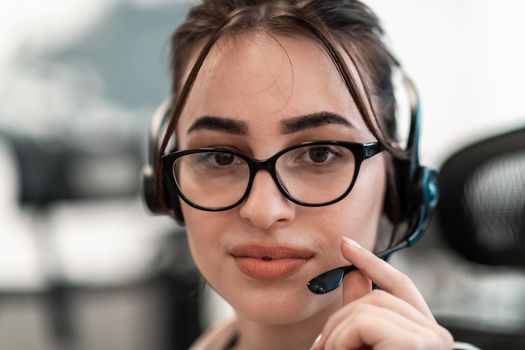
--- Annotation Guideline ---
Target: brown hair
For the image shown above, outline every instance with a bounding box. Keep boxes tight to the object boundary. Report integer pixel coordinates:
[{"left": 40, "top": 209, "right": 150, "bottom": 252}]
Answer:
[{"left": 158, "top": 0, "right": 408, "bottom": 231}]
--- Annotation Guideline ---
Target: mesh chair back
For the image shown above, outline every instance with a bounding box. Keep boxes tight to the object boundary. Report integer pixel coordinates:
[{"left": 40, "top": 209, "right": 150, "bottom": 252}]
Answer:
[{"left": 437, "top": 126, "right": 525, "bottom": 267}]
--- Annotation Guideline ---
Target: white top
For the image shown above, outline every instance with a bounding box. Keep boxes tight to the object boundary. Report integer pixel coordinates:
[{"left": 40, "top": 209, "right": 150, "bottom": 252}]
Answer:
[
  {"left": 189, "top": 318, "right": 237, "bottom": 350},
  {"left": 189, "top": 318, "right": 481, "bottom": 350}
]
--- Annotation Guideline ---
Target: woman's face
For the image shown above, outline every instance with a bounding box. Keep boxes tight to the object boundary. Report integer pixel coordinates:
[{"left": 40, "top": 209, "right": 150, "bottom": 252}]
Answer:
[{"left": 176, "top": 32, "right": 386, "bottom": 324}]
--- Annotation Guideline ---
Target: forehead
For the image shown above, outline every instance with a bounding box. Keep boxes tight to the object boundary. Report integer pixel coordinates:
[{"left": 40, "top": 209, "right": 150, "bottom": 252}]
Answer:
[{"left": 177, "top": 31, "right": 367, "bottom": 135}]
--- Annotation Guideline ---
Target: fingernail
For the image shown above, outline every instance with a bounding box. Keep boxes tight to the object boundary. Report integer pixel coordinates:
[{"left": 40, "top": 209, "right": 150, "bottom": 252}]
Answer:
[
  {"left": 309, "top": 334, "right": 322, "bottom": 350},
  {"left": 342, "top": 236, "right": 362, "bottom": 249}
]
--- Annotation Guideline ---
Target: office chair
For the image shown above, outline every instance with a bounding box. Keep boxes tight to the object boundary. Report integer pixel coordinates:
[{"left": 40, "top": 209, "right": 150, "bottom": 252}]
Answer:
[{"left": 436, "top": 125, "right": 525, "bottom": 349}]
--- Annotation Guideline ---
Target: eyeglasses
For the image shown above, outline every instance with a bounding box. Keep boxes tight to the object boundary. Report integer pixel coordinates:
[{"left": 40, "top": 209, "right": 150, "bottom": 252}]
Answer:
[{"left": 161, "top": 140, "right": 384, "bottom": 211}]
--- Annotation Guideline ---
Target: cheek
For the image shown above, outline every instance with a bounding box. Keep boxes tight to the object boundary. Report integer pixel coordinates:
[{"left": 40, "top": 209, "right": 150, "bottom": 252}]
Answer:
[
  {"left": 345, "top": 158, "right": 387, "bottom": 247},
  {"left": 181, "top": 202, "right": 241, "bottom": 290},
  {"left": 308, "top": 157, "right": 387, "bottom": 251},
  {"left": 181, "top": 204, "right": 224, "bottom": 279}
]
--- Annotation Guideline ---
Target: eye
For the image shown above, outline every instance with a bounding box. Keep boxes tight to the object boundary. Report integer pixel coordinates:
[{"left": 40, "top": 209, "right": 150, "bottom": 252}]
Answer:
[
  {"left": 213, "top": 152, "right": 235, "bottom": 166},
  {"left": 301, "top": 146, "right": 342, "bottom": 164},
  {"left": 306, "top": 147, "right": 335, "bottom": 163},
  {"left": 197, "top": 151, "right": 243, "bottom": 168}
]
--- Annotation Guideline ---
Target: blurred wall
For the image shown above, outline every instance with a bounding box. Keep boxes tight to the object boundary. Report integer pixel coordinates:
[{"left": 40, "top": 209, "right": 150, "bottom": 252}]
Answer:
[{"left": 365, "top": 0, "right": 525, "bottom": 165}]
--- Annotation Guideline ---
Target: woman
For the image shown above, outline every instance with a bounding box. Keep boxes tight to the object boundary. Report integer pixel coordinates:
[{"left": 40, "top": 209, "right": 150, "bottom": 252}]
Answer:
[{"left": 152, "top": 1, "right": 458, "bottom": 349}]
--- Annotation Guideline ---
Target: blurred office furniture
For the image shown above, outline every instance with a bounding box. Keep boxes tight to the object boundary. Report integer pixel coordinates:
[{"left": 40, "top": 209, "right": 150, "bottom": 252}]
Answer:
[
  {"left": 435, "top": 126, "right": 525, "bottom": 350},
  {"left": 0, "top": 132, "right": 202, "bottom": 350},
  {"left": 0, "top": 1, "right": 204, "bottom": 349}
]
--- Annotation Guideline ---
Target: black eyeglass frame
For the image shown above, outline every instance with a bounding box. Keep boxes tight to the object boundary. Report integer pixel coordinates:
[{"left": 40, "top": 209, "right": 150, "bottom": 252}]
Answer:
[{"left": 161, "top": 140, "right": 384, "bottom": 212}]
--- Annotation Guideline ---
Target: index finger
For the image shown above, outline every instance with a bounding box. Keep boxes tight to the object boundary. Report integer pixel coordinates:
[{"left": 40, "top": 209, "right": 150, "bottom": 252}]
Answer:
[
  {"left": 341, "top": 236, "right": 434, "bottom": 319},
  {"left": 343, "top": 269, "right": 372, "bottom": 305}
]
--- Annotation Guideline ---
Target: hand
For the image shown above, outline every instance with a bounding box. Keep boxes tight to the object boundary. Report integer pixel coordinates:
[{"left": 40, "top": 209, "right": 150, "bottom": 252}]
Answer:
[{"left": 314, "top": 237, "right": 453, "bottom": 350}]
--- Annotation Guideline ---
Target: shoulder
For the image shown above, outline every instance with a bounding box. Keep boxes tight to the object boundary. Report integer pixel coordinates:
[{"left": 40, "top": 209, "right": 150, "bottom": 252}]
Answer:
[{"left": 190, "top": 318, "right": 238, "bottom": 350}]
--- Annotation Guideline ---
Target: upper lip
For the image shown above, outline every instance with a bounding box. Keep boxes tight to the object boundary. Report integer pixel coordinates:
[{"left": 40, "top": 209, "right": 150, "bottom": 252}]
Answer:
[{"left": 229, "top": 243, "right": 315, "bottom": 259}]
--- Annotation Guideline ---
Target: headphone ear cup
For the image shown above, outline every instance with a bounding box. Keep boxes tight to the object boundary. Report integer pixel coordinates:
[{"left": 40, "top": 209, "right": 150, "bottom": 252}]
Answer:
[
  {"left": 384, "top": 158, "right": 439, "bottom": 223},
  {"left": 141, "top": 161, "right": 186, "bottom": 225},
  {"left": 140, "top": 98, "right": 186, "bottom": 225},
  {"left": 407, "top": 166, "right": 439, "bottom": 235},
  {"left": 163, "top": 170, "right": 186, "bottom": 226},
  {"left": 410, "top": 167, "right": 439, "bottom": 213},
  {"left": 383, "top": 157, "right": 411, "bottom": 224},
  {"left": 141, "top": 164, "right": 163, "bottom": 214},
  {"left": 172, "top": 200, "right": 185, "bottom": 226},
  {"left": 418, "top": 167, "right": 439, "bottom": 211}
]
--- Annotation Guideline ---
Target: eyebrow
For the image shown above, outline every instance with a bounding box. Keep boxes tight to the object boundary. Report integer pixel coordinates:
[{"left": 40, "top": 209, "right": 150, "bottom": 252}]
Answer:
[
  {"left": 280, "top": 111, "right": 354, "bottom": 134},
  {"left": 187, "top": 116, "right": 249, "bottom": 135},
  {"left": 186, "top": 111, "right": 353, "bottom": 136}
]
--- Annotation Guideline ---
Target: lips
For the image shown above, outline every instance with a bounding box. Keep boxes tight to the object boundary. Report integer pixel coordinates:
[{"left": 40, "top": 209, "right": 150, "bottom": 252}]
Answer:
[{"left": 230, "top": 243, "right": 314, "bottom": 280}]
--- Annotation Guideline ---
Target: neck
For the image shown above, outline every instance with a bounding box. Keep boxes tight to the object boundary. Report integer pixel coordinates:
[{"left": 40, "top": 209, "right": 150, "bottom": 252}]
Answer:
[{"left": 233, "top": 300, "right": 341, "bottom": 350}]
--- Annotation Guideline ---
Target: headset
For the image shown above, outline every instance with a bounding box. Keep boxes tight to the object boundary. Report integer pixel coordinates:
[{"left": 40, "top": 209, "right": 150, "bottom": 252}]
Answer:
[{"left": 141, "top": 65, "right": 440, "bottom": 293}]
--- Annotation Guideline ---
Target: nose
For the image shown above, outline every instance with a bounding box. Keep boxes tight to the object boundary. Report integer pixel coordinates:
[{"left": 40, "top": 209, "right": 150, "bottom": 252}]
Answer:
[{"left": 239, "top": 170, "right": 295, "bottom": 230}]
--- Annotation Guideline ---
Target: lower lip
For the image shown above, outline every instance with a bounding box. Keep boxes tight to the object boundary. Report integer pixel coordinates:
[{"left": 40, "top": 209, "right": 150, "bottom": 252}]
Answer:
[{"left": 234, "top": 257, "right": 309, "bottom": 280}]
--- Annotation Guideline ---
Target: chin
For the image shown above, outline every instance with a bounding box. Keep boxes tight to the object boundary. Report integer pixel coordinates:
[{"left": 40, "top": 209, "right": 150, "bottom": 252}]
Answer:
[{"left": 226, "top": 281, "right": 340, "bottom": 325}]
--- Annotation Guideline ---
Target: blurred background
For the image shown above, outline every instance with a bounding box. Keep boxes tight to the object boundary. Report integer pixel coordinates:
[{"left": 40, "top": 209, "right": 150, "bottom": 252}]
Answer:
[{"left": 0, "top": 0, "right": 523, "bottom": 349}]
